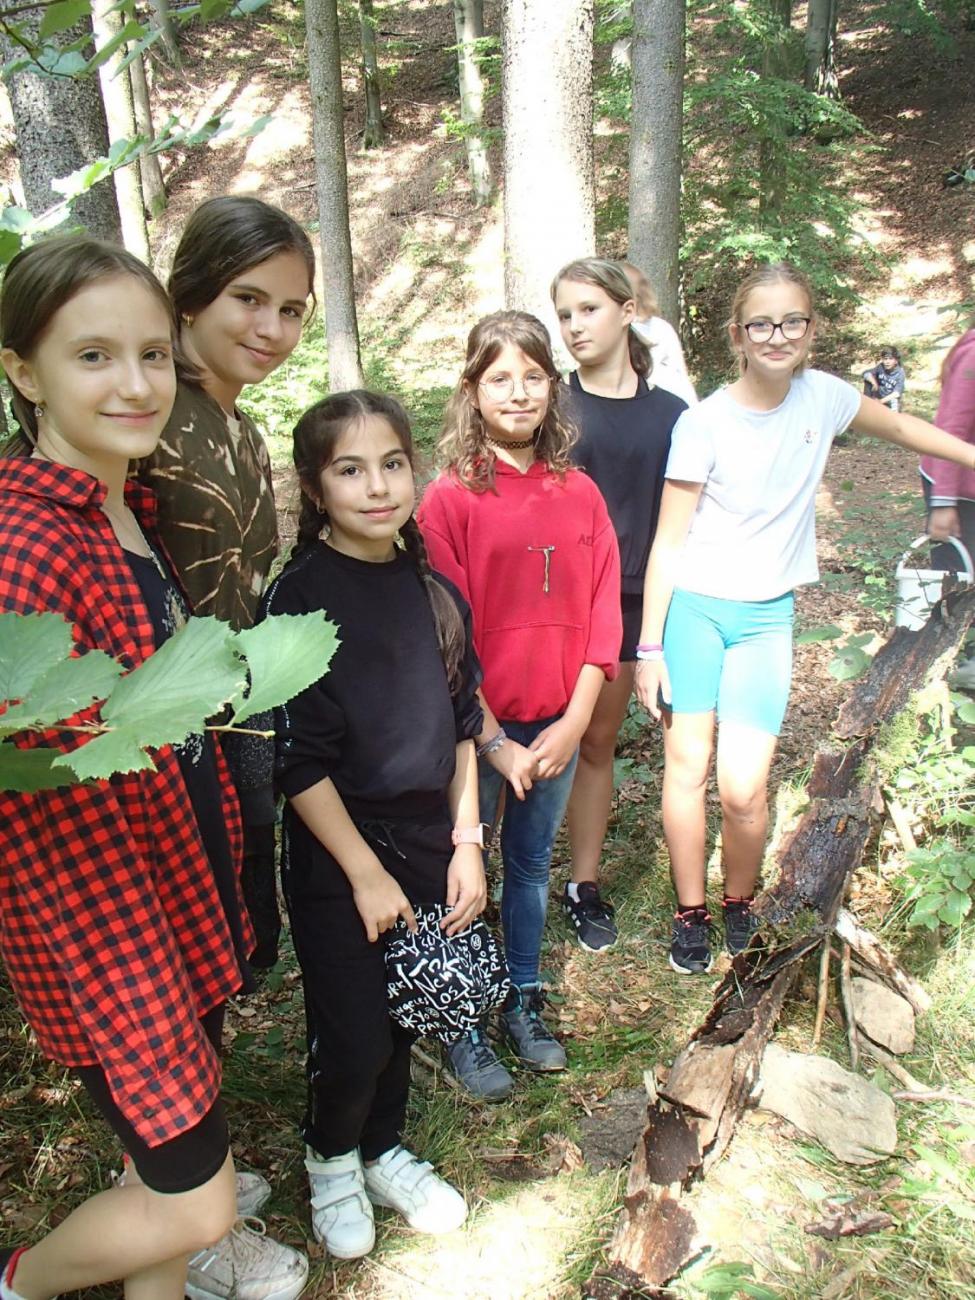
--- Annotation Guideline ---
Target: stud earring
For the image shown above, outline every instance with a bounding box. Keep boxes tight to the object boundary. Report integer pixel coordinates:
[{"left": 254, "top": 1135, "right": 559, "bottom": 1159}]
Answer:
[
  {"left": 316, "top": 502, "right": 327, "bottom": 516},
  {"left": 34, "top": 403, "right": 44, "bottom": 421}
]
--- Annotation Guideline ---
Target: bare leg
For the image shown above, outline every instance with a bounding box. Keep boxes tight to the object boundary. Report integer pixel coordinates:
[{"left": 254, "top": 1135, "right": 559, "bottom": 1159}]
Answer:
[
  {"left": 715, "top": 722, "right": 778, "bottom": 898},
  {"left": 12, "top": 1152, "right": 236, "bottom": 1300},
  {"left": 566, "top": 664, "right": 635, "bottom": 885},
  {"left": 661, "top": 710, "right": 715, "bottom": 908}
]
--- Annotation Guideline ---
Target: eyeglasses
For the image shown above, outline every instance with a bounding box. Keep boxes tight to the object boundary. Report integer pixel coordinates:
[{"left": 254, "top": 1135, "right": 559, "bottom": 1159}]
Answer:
[
  {"left": 741, "top": 315, "right": 811, "bottom": 344},
  {"left": 478, "top": 373, "right": 551, "bottom": 401}
]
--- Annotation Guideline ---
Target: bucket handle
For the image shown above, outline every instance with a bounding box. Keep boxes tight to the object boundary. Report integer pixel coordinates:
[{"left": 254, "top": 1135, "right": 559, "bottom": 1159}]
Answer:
[{"left": 896, "top": 534, "right": 974, "bottom": 581}]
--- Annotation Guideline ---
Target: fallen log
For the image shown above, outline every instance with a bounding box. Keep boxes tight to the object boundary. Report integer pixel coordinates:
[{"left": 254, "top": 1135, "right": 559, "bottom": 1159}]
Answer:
[{"left": 586, "top": 585, "right": 975, "bottom": 1299}]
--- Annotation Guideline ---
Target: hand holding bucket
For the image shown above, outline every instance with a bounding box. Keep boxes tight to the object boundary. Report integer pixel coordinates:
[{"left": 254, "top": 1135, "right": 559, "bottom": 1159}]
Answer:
[{"left": 894, "top": 534, "right": 974, "bottom": 630}]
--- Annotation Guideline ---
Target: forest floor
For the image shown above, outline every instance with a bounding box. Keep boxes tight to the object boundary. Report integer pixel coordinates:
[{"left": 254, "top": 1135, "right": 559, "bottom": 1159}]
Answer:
[{"left": 1, "top": 2, "right": 975, "bottom": 1297}]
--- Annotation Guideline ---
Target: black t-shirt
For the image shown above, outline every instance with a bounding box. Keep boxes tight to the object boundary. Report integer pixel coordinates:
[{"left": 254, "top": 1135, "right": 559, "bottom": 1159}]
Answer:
[
  {"left": 565, "top": 371, "right": 687, "bottom": 594},
  {"left": 124, "top": 548, "right": 255, "bottom": 993}
]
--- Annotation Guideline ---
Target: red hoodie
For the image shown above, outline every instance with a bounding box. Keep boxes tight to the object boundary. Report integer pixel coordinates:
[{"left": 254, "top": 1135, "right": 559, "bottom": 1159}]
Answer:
[
  {"left": 921, "top": 329, "right": 975, "bottom": 507},
  {"left": 418, "top": 461, "right": 621, "bottom": 723}
]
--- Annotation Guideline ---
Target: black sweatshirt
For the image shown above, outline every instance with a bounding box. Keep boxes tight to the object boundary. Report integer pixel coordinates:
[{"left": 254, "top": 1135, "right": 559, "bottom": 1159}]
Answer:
[
  {"left": 565, "top": 372, "right": 687, "bottom": 595},
  {"left": 262, "top": 542, "right": 483, "bottom": 812}
]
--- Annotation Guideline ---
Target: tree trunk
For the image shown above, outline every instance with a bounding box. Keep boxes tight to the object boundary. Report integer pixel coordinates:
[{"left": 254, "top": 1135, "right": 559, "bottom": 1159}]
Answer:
[
  {"left": 758, "top": 0, "right": 793, "bottom": 225},
  {"left": 305, "top": 0, "right": 364, "bottom": 390},
  {"left": 453, "top": 0, "right": 493, "bottom": 206},
  {"left": 148, "top": 0, "right": 181, "bottom": 67},
  {"left": 0, "top": 8, "right": 121, "bottom": 241},
  {"left": 804, "top": 0, "right": 839, "bottom": 97},
  {"left": 502, "top": 0, "right": 595, "bottom": 328},
  {"left": 129, "top": 52, "right": 167, "bottom": 219},
  {"left": 358, "top": 0, "right": 384, "bottom": 148},
  {"left": 91, "top": 0, "right": 150, "bottom": 261},
  {"left": 627, "top": 0, "right": 686, "bottom": 327}
]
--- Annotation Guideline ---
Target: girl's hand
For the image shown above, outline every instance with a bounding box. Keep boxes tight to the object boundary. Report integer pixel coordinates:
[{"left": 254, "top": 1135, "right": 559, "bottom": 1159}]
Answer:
[
  {"left": 529, "top": 716, "right": 584, "bottom": 779},
  {"left": 634, "top": 658, "right": 671, "bottom": 721},
  {"left": 353, "top": 869, "right": 417, "bottom": 943},
  {"left": 928, "top": 506, "right": 961, "bottom": 541},
  {"left": 486, "top": 737, "right": 537, "bottom": 801},
  {"left": 442, "top": 844, "right": 487, "bottom": 936}
]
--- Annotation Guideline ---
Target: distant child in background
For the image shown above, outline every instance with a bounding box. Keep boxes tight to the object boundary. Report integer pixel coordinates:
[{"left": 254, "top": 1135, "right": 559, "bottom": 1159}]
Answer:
[
  {"left": 862, "top": 345, "right": 906, "bottom": 411},
  {"left": 621, "top": 260, "right": 697, "bottom": 407},
  {"left": 263, "top": 391, "right": 483, "bottom": 1261},
  {"left": 419, "top": 311, "right": 621, "bottom": 1101}
]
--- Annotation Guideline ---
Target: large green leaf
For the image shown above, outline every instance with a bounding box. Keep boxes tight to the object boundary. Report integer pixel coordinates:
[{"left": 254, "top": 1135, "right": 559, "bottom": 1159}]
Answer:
[
  {"left": 0, "top": 611, "right": 74, "bottom": 706},
  {"left": 231, "top": 613, "right": 339, "bottom": 724},
  {"left": 0, "top": 742, "right": 81, "bottom": 794},
  {"left": 0, "top": 649, "right": 121, "bottom": 736},
  {"left": 39, "top": 0, "right": 92, "bottom": 40}
]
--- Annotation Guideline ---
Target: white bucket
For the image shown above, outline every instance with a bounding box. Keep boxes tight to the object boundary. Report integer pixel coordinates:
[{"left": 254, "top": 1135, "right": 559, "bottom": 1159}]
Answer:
[{"left": 894, "top": 534, "right": 974, "bottom": 630}]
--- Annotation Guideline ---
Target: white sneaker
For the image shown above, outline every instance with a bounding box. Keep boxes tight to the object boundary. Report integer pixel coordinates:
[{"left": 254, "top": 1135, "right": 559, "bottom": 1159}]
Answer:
[
  {"left": 304, "top": 1146, "right": 375, "bottom": 1259},
  {"left": 236, "top": 1171, "right": 272, "bottom": 1218},
  {"left": 185, "top": 1218, "right": 308, "bottom": 1300},
  {"left": 363, "top": 1146, "right": 467, "bottom": 1234}
]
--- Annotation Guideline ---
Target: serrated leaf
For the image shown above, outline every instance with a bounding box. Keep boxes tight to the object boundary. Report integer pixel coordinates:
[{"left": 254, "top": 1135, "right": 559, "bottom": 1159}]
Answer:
[
  {"left": 0, "top": 611, "right": 74, "bottom": 706},
  {"left": 39, "top": 0, "right": 91, "bottom": 39},
  {"left": 0, "top": 206, "right": 36, "bottom": 234},
  {"left": 0, "top": 648, "right": 121, "bottom": 736},
  {"left": 938, "top": 891, "right": 972, "bottom": 927},
  {"left": 0, "top": 741, "right": 81, "bottom": 794},
  {"left": 829, "top": 645, "right": 870, "bottom": 681},
  {"left": 795, "top": 623, "right": 843, "bottom": 644},
  {"left": 231, "top": 613, "right": 339, "bottom": 724},
  {"left": 53, "top": 728, "right": 157, "bottom": 781}
]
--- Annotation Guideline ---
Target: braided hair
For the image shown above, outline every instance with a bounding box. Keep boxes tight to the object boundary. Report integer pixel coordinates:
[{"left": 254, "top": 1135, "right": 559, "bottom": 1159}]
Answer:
[{"left": 291, "top": 390, "right": 466, "bottom": 692}]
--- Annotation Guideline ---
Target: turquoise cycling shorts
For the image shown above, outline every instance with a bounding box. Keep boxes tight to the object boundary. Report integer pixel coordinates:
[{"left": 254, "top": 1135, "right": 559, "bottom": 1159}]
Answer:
[{"left": 662, "top": 588, "right": 795, "bottom": 736}]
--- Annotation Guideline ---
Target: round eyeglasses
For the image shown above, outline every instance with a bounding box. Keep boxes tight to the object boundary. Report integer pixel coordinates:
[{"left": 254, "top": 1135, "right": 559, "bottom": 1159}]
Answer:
[
  {"left": 741, "top": 315, "right": 811, "bottom": 344},
  {"left": 479, "top": 373, "right": 551, "bottom": 402}
]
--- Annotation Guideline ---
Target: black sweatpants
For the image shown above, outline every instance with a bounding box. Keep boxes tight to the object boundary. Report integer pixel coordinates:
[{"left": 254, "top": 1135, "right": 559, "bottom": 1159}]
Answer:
[{"left": 281, "top": 799, "right": 451, "bottom": 1161}]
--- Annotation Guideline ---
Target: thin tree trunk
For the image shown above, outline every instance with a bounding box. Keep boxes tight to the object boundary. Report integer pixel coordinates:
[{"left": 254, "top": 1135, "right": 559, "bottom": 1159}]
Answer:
[
  {"left": 91, "top": 0, "right": 150, "bottom": 260},
  {"left": 453, "top": 0, "right": 493, "bottom": 206},
  {"left": 305, "top": 0, "right": 364, "bottom": 390},
  {"left": 804, "top": 0, "right": 839, "bottom": 96},
  {"left": 627, "top": 0, "right": 686, "bottom": 326},
  {"left": 502, "top": 0, "right": 595, "bottom": 329},
  {"left": 358, "top": 0, "right": 384, "bottom": 148},
  {"left": 129, "top": 52, "right": 167, "bottom": 219},
  {"left": 758, "top": 0, "right": 792, "bottom": 224},
  {"left": 148, "top": 0, "right": 181, "bottom": 67}
]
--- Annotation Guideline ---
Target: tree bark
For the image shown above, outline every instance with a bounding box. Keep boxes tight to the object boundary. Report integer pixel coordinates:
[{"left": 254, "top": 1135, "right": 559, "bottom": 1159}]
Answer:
[
  {"left": 627, "top": 0, "right": 686, "bottom": 327},
  {"left": 305, "top": 0, "right": 364, "bottom": 390},
  {"left": 129, "top": 51, "right": 167, "bottom": 219},
  {"left": 501, "top": 0, "right": 595, "bottom": 329},
  {"left": 804, "top": 0, "right": 839, "bottom": 97},
  {"left": 91, "top": 0, "right": 150, "bottom": 260},
  {"left": 758, "top": 0, "right": 793, "bottom": 225},
  {"left": 358, "top": 0, "right": 384, "bottom": 148},
  {"left": 453, "top": 0, "right": 493, "bottom": 206},
  {"left": 0, "top": 7, "right": 121, "bottom": 241},
  {"left": 148, "top": 0, "right": 181, "bottom": 67}
]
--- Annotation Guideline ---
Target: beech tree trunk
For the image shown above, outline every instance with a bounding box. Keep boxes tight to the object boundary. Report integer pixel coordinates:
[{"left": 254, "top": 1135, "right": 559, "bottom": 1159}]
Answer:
[
  {"left": 453, "top": 0, "right": 493, "bottom": 206},
  {"left": 358, "top": 0, "right": 384, "bottom": 148},
  {"left": 501, "top": 0, "right": 595, "bottom": 327},
  {"left": 148, "top": 0, "right": 181, "bottom": 67},
  {"left": 804, "top": 0, "right": 839, "bottom": 96},
  {"left": 91, "top": 0, "right": 150, "bottom": 260},
  {"left": 129, "top": 52, "right": 167, "bottom": 219},
  {"left": 0, "top": 8, "right": 121, "bottom": 241},
  {"left": 758, "top": 0, "right": 793, "bottom": 225},
  {"left": 627, "top": 0, "right": 686, "bottom": 327},
  {"left": 305, "top": 0, "right": 364, "bottom": 390}
]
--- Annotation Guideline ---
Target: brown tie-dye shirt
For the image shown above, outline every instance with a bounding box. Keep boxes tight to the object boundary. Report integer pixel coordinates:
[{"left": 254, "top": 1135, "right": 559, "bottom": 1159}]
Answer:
[{"left": 135, "top": 382, "right": 279, "bottom": 630}]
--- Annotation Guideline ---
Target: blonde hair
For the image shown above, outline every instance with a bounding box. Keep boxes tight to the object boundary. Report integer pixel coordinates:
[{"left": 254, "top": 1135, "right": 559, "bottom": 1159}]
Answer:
[
  {"left": 727, "top": 261, "right": 815, "bottom": 374},
  {"left": 620, "top": 261, "right": 660, "bottom": 319},
  {"left": 550, "top": 257, "right": 651, "bottom": 378},
  {"left": 438, "top": 311, "right": 578, "bottom": 493}
]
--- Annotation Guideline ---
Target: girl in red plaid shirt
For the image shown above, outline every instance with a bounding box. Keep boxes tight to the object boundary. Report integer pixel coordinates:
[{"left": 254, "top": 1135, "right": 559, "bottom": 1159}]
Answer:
[{"left": 0, "top": 239, "right": 304, "bottom": 1300}]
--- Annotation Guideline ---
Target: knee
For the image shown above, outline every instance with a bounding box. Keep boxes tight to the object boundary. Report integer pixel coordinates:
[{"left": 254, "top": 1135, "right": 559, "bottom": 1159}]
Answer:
[
  {"left": 157, "top": 1172, "right": 237, "bottom": 1253},
  {"left": 666, "top": 749, "right": 711, "bottom": 795},
  {"left": 720, "top": 782, "right": 767, "bottom": 823},
  {"left": 578, "top": 720, "right": 619, "bottom": 767}
]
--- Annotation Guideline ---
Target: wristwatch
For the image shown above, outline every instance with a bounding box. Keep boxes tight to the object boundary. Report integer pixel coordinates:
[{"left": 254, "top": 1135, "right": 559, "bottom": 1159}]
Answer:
[{"left": 451, "top": 824, "right": 486, "bottom": 848}]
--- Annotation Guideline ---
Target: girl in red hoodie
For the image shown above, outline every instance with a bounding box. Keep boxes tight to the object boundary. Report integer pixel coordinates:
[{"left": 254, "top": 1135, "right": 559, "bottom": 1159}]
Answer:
[{"left": 418, "top": 311, "right": 621, "bottom": 1099}]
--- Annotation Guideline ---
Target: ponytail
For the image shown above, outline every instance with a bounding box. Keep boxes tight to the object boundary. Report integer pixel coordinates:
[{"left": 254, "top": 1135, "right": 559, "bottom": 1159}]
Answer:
[
  {"left": 400, "top": 515, "right": 466, "bottom": 694},
  {"left": 628, "top": 330, "right": 652, "bottom": 379},
  {"left": 292, "top": 492, "right": 323, "bottom": 558}
]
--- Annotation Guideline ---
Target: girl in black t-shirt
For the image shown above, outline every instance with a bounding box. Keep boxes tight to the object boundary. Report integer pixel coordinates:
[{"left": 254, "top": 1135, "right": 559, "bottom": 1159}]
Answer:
[{"left": 551, "top": 257, "right": 687, "bottom": 953}]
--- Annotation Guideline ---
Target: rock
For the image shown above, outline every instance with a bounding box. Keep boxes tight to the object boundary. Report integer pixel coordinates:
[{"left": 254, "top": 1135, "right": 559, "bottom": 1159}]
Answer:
[
  {"left": 757, "top": 1043, "right": 897, "bottom": 1165},
  {"left": 851, "top": 977, "right": 915, "bottom": 1054}
]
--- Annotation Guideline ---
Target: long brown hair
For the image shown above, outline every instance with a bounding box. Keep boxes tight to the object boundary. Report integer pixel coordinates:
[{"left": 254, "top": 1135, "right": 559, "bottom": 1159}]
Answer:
[
  {"left": 438, "top": 310, "right": 578, "bottom": 492},
  {"left": 291, "top": 390, "right": 466, "bottom": 691},
  {"left": 550, "top": 257, "right": 652, "bottom": 378},
  {"left": 727, "top": 261, "right": 815, "bottom": 375}
]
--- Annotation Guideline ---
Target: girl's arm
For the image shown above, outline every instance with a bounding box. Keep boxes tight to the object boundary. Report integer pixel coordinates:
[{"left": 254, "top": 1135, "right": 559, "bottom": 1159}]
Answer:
[
  {"left": 289, "top": 779, "right": 417, "bottom": 941},
  {"left": 851, "top": 396, "right": 975, "bottom": 468},
  {"left": 442, "top": 738, "right": 487, "bottom": 935},
  {"left": 635, "top": 479, "right": 704, "bottom": 720},
  {"left": 529, "top": 663, "right": 605, "bottom": 779},
  {"left": 476, "top": 687, "right": 538, "bottom": 801}
]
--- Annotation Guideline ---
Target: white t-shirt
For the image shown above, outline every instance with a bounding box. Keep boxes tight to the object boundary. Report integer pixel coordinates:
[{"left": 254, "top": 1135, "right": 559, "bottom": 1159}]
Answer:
[
  {"left": 632, "top": 316, "right": 698, "bottom": 407},
  {"left": 665, "top": 369, "right": 861, "bottom": 600}
]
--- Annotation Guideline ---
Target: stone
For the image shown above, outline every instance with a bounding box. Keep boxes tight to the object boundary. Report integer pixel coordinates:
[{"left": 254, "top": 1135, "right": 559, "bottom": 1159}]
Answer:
[
  {"left": 851, "top": 977, "right": 916, "bottom": 1055},
  {"left": 757, "top": 1043, "right": 897, "bottom": 1165}
]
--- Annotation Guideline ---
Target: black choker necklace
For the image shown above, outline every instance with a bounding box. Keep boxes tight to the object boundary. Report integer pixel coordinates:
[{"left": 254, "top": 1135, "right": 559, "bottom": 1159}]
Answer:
[{"left": 486, "top": 434, "right": 536, "bottom": 451}]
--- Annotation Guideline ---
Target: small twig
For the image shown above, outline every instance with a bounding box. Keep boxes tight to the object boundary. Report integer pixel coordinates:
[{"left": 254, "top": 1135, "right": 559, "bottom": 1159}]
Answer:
[
  {"left": 834, "top": 908, "right": 932, "bottom": 1014},
  {"left": 839, "top": 942, "right": 859, "bottom": 1070},
  {"left": 811, "top": 938, "right": 831, "bottom": 1047},
  {"left": 891, "top": 1089, "right": 975, "bottom": 1109},
  {"left": 206, "top": 725, "right": 274, "bottom": 738},
  {"left": 885, "top": 798, "right": 917, "bottom": 853},
  {"left": 854, "top": 1032, "right": 975, "bottom": 1107},
  {"left": 410, "top": 1043, "right": 459, "bottom": 1090}
]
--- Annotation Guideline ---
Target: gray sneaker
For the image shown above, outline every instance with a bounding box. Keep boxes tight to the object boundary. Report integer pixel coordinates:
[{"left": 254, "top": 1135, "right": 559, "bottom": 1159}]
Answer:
[
  {"left": 499, "top": 983, "right": 566, "bottom": 1072},
  {"left": 445, "top": 1025, "right": 514, "bottom": 1101}
]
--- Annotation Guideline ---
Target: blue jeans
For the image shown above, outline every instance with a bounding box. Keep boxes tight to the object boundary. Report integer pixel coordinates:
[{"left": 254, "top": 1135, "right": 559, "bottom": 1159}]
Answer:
[{"left": 478, "top": 717, "right": 579, "bottom": 987}]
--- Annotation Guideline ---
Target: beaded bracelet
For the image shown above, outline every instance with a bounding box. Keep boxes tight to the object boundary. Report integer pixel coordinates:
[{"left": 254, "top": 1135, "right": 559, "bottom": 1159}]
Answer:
[{"left": 476, "top": 728, "right": 507, "bottom": 758}]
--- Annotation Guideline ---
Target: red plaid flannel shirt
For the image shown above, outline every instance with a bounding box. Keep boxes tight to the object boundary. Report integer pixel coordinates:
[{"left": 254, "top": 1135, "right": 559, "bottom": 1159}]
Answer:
[{"left": 0, "top": 459, "right": 252, "bottom": 1147}]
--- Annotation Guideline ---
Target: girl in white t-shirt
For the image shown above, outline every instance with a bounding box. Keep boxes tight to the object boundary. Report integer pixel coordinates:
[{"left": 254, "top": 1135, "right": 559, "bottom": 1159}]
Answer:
[{"left": 635, "top": 261, "right": 975, "bottom": 975}]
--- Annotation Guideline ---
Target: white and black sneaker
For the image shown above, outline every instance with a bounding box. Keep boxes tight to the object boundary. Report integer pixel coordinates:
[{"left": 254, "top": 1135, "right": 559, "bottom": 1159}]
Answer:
[{"left": 563, "top": 882, "right": 618, "bottom": 952}]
